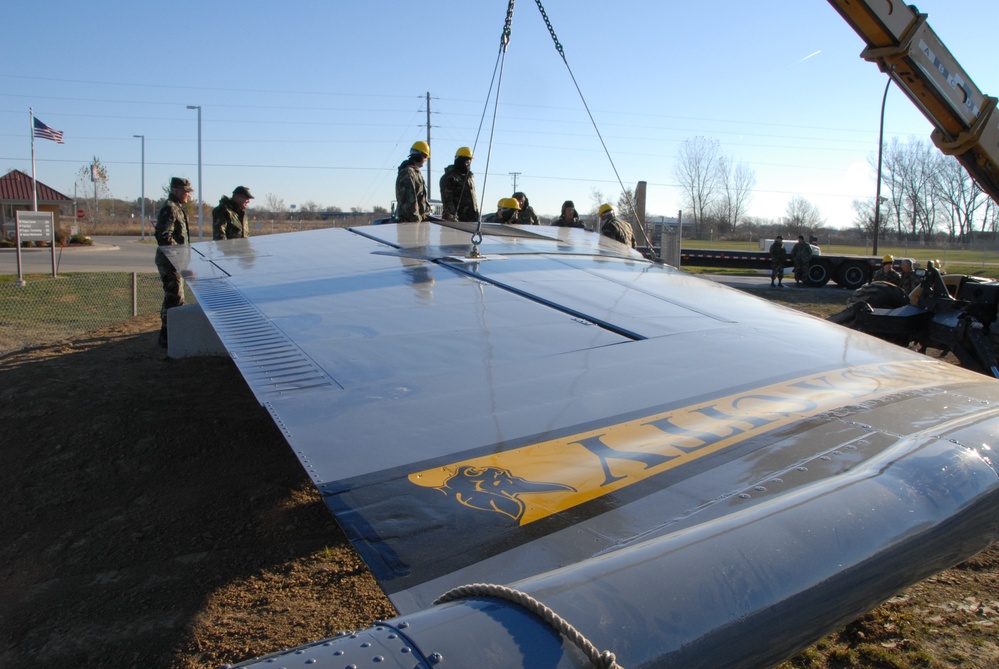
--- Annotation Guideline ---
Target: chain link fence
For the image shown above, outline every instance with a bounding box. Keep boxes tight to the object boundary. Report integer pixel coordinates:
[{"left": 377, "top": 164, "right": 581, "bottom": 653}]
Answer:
[{"left": 0, "top": 273, "right": 193, "bottom": 355}]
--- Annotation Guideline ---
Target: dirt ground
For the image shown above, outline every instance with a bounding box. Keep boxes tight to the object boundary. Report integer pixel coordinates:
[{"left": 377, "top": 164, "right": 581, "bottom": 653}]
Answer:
[{"left": 2, "top": 313, "right": 998, "bottom": 669}]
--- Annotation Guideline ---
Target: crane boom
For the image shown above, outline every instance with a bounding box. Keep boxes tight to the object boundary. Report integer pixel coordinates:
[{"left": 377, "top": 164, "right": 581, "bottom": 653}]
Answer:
[{"left": 827, "top": 0, "right": 999, "bottom": 203}]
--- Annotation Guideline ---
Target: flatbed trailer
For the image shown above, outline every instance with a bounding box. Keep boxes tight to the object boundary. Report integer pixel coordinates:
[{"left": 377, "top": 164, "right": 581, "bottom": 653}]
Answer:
[{"left": 680, "top": 248, "right": 883, "bottom": 289}]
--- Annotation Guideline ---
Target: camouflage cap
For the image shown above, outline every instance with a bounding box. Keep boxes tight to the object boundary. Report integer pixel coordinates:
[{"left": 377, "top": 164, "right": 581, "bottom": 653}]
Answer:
[
  {"left": 232, "top": 186, "right": 254, "bottom": 199},
  {"left": 170, "top": 177, "right": 193, "bottom": 192}
]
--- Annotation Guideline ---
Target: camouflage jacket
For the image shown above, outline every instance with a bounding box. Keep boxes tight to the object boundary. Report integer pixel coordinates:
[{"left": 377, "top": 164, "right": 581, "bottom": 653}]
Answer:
[
  {"left": 552, "top": 214, "right": 583, "bottom": 228},
  {"left": 439, "top": 164, "right": 479, "bottom": 222},
  {"left": 395, "top": 159, "right": 429, "bottom": 222},
  {"left": 899, "top": 271, "right": 919, "bottom": 294},
  {"left": 601, "top": 217, "right": 635, "bottom": 248},
  {"left": 873, "top": 267, "right": 901, "bottom": 286},
  {"left": 518, "top": 204, "right": 540, "bottom": 226},
  {"left": 212, "top": 196, "right": 249, "bottom": 240},
  {"left": 484, "top": 209, "right": 518, "bottom": 224},
  {"left": 154, "top": 195, "right": 190, "bottom": 246},
  {"left": 791, "top": 241, "right": 812, "bottom": 264},
  {"left": 769, "top": 241, "right": 788, "bottom": 268}
]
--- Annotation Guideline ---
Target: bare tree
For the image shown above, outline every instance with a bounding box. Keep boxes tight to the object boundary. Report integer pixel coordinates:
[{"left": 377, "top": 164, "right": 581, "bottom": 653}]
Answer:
[
  {"left": 300, "top": 200, "right": 321, "bottom": 214},
  {"left": 674, "top": 136, "right": 722, "bottom": 238},
  {"left": 784, "top": 195, "right": 824, "bottom": 232},
  {"left": 982, "top": 198, "right": 999, "bottom": 240},
  {"left": 264, "top": 193, "right": 286, "bottom": 218},
  {"left": 714, "top": 156, "right": 756, "bottom": 234},
  {"left": 880, "top": 137, "right": 939, "bottom": 242},
  {"left": 935, "top": 155, "right": 985, "bottom": 243},
  {"left": 851, "top": 197, "right": 893, "bottom": 239}
]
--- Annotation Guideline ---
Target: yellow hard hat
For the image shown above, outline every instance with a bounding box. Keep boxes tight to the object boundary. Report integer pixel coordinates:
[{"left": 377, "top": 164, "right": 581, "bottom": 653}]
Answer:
[
  {"left": 498, "top": 197, "right": 521, "bottom": 211},
  {"left": 455, "top": 146, "right": 473, "bottom": 159},
  {"left": 882, "top": 254, "right": 894, "bottom": 264},
  {"left": 411, "top": 140, "right": 430, "bottom": 157},
  {"left": 598, "top": 203, "right": 614, "bottom": 216}
]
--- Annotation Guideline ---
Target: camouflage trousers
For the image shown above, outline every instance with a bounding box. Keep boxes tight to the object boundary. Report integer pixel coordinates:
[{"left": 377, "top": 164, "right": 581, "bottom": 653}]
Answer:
[
  {"left": 155, "top": 248, "right": 185, "bottom": 331},
  {"left": 793, "top": 261, "right": 808, "bottom": 283}
]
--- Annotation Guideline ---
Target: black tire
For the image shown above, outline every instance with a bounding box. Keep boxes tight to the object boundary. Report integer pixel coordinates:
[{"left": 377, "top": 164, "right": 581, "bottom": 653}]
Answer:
[
  {"left": 805, "top": 261, "right": 831, "bottom": 287},
  {"left": 836, "top": 261, "right": 869, "bottom": 290},
  {"left": 847, "top": 281, "right": 908, "bottom": 308}
]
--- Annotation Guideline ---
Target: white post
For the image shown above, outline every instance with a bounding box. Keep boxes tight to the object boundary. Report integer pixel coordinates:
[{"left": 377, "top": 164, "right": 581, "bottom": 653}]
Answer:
[
  {"left": 186, "top": 105, "right": 203, "bottom": 240},
  {"left": 134, "top": 135, "right": 145, "bottom": 239}
]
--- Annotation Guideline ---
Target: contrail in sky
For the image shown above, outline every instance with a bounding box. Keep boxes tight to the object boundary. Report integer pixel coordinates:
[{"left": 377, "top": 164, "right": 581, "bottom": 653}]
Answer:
[{"left": 798, "top": 50, "right": 822, "bottom": 62}]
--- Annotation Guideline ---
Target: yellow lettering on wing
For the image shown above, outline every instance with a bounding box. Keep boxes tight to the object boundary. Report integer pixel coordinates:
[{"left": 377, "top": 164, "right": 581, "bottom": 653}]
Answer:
[{"left": 407, "top": 360, "right": 979, "bottom": 525}]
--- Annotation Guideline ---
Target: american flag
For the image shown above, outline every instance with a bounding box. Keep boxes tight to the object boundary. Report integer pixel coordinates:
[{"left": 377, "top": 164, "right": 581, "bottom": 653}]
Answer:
[{"left": 33, "top": 117, "right": 64, "bottom": 144}]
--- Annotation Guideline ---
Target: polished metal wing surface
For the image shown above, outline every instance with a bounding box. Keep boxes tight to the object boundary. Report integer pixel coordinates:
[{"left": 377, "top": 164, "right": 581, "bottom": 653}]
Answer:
[{"left": 162, "top": 223, "right": 999, "bottom": 669}]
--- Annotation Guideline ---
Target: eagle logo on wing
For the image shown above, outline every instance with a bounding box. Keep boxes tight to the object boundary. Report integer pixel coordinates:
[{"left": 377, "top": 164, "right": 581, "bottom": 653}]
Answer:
[{"left": 437, "top": 465, "right": 577, "bottom": 521}]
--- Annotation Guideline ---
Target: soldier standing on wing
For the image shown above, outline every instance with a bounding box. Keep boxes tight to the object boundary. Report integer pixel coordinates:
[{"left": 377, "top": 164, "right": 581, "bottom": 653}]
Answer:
[
  {"left": 598, "top": 204, "right": 635, "bottom": 248},
  {"left": 396, "top": 141, "right": 430, "bottom": 222},
  {"left": 439, "top": 147, "right": 479, "bottom": 222}
]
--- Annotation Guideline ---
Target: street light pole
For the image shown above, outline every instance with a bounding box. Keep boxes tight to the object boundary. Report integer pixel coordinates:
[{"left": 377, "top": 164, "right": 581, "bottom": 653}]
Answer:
[
  {"left": 133, "top": 134, "right": 145, "bottom": 239},
  {"left": 873, "top": 77, "right": 892, "bottom": 257},
  {"left": 186, "top": 105, "right": 203, "bottom": 240}
]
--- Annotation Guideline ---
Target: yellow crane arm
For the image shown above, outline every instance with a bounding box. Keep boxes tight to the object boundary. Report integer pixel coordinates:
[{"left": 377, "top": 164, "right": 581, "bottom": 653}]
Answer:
[{"left": 827, "top": 0, "right": 999, "bottom": 202}]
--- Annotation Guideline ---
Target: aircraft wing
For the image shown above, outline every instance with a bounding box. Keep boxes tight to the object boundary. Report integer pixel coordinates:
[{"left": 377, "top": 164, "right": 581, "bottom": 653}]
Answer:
[{"left": 162, "top": 223, "right": 999, "bottom": 668}]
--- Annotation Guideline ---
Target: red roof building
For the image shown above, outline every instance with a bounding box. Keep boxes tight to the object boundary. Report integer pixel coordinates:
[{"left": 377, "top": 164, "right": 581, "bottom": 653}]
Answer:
[{"left": 0, "top": 169, "right": 72, "bottom": 226}]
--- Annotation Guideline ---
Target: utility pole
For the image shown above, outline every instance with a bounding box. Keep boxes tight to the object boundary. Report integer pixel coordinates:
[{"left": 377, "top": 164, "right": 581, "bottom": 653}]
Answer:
[
  {"left": 425, "top": 92, "right": 433, "bottom": 199},
  {"left": 510, "top": 172, "right": 521, "bottom": 192}
]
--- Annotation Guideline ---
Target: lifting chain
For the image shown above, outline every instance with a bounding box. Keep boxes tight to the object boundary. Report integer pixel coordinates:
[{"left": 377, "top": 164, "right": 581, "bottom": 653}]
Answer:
[
  {"left": 501, "top": 0, "right": 515, "bottom": 48},
  {"left": 533, "top": 0, "right": 565, "bottom": 60}
]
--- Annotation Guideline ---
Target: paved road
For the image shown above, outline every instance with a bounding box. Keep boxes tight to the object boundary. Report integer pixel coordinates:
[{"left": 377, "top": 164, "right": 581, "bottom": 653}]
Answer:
[
  {"left": 0, "top": 236, "right": 159, "bottom": 275},
  {"left": 0, "top": 237, "right": 851, "bottom": 294}
]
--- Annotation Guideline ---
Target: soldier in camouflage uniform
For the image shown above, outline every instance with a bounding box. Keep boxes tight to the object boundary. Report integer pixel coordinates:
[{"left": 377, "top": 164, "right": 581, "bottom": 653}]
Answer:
[
  {"left": 212, "top": 185, "right": 254, "bottom": 240},
  {"left": 872, "top": 255, "right": 901, "bottom": 286},
  {"left": 439, "top": 147, "right": 479, "bottom": 222},
  {"left": 598, "top": 204, "right": 635, "bottom": 248},
  {"left": 512, "top": 192, "right": 539, "bottom": 225},
  {"left": 395, "top": 141, "right": 430, "bottom": 222},
  {"left": 898, "top": 258, "right": 918, "bottom": 295},
  {"left": 791, "top": 235, "right": 813, "bottom": 286},
  {"left": 769, "top": 235, "right": 787, "bottom": 288},
  {"left": 154, "top": 177, "right": 193, "bottom": 347},
  {"left": 552, "top": 200, "right": 583, "bottom": 228},
  {"left": 484, "top": 197, "right": 520, "bottom": 224}
]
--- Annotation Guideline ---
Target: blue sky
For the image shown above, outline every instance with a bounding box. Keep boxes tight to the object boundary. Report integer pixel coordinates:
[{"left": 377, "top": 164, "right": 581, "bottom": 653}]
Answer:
[{"left": 2, "top": 0, "right": 996, "bottom": 229}]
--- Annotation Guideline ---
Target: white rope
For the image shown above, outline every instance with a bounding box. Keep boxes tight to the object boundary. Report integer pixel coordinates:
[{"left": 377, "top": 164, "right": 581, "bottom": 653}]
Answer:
[{"left": 434, "top": 582, "right": 623, "bottom": 669}]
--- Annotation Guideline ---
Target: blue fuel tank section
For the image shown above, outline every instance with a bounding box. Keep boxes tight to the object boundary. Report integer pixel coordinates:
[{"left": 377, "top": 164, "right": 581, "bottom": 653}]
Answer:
[{"left": 163, "top": 223, "right": 999, "bottom": 669}]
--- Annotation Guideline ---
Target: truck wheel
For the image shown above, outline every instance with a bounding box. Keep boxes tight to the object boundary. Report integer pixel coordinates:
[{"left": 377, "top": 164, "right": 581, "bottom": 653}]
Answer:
[
  {"left": 847, "top": 281, "right": 908, "bottom": 308},
  {"left": 805, "top": 261, "right": 831, "bottom": 287},
  {"left": 836, "top": 261, "right": 868, "bottom": 290}
]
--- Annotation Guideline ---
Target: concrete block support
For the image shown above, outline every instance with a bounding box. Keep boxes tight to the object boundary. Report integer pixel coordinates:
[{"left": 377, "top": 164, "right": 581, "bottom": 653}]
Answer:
[{"left": 167, "top": 303, "right": 227, "bottom": 358}]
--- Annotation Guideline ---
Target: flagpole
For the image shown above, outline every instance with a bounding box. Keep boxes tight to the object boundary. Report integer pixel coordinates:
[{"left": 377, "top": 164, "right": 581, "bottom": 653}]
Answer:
[
  {"left": 16, "top": 109, "right": 33, "bottom": 286},
  {"left": 29, "top": 108, "right": 38, "bottom": 211}
]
